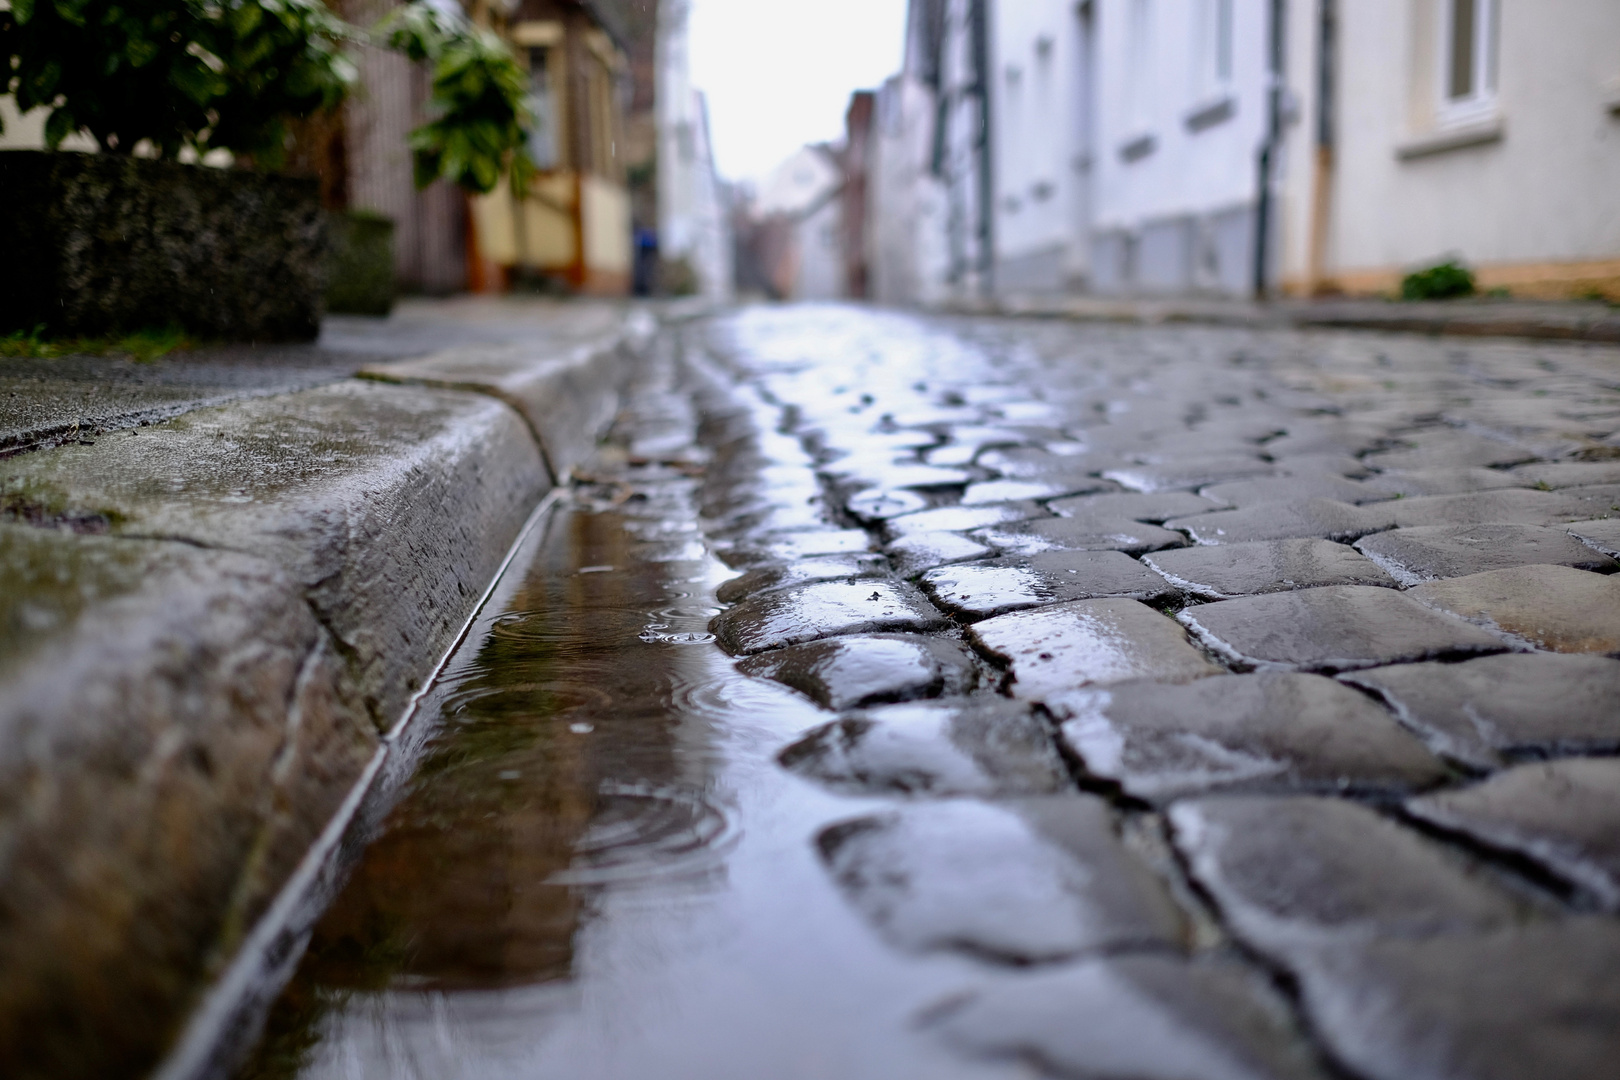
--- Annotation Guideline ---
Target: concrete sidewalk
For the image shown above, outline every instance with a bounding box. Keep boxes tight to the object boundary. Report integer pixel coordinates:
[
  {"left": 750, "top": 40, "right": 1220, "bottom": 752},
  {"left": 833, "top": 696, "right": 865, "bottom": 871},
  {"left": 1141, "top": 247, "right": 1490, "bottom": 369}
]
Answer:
[
  {"left": 0, "top": 298, "right": 653, "bottom": 1080},
  {"left": 980, "top": 293, "right": 1620, "bottom": 344}
]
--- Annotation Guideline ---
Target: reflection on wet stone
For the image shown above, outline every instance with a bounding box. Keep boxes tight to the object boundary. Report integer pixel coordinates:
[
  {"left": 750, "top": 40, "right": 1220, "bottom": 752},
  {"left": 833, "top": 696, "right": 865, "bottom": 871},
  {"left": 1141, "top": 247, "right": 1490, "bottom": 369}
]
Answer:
[
  {"left": 1180, "top": 585, "right": 1505, "bottom": 672},
  {"left": 973, "top": 515, "right": 1189, "bottom": 555},
  {"left": 736, "top": 633, "right": 976, "bottom": 710},
  {"left": 1057, "top": 673, "right": 1446, "bottom": 803},
  {"left": 1145, "top": 539, "right": 1396, "bottom": 599},
  {"left": 1294, "top": 920, "right": 1620, "bottom": 1080},
  {"left": 816, "top": 797, "right": 1183, "bottom": 962},
  {"left": 925, "top": 954, "right": 1329, "bottom": 1080},
  {"left": 1170, "top": 796, "right": 1520, "bottom": 962},
  {"left": 886, "top": 530, "right": 995, "bottom": 577},
  {"left": 1047, "top": 489, "right": 1219, "bottom": 521},
  {"left": 881, "top": 500, "right": 1049, "bottom": 540},
  {"left": 778, "top": 698, "right": 1072, "bottom": 797},
  {"left": 713, "top": 552, "right": 889, "bottom": 604},
  {"left": 971, "top": 598, "right": 1221, "bottom": 698},
  {"left": 709, "top": 579, "right": 947, "bottom": 656},
  {"left": 236, "top": 305, "right": 1620, "bottom": 1080},
  {"left": 923, "top": 548, "right": 1177, "bottom": 619}
]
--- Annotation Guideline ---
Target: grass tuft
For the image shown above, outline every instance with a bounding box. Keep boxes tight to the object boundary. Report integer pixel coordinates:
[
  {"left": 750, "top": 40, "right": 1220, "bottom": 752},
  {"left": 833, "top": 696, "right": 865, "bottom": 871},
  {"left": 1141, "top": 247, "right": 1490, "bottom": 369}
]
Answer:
[{"left": 0, "top": 325, "right": 198, "bottom": 363}]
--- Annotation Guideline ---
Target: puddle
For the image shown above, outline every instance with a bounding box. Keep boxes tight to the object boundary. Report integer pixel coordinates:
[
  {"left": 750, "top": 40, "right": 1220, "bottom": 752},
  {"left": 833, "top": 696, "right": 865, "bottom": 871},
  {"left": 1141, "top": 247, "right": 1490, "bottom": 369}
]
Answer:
[{"left": 235, "top": 391, "right": 1029, "bottom": 1080}]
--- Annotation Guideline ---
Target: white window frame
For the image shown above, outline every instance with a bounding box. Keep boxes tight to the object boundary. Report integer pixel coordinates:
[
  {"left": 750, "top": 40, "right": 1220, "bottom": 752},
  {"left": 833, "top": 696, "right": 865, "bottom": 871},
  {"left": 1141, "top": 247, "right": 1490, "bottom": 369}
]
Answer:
[{"left": 1437, "top": 0, "right": 1499, "bottom": 127}]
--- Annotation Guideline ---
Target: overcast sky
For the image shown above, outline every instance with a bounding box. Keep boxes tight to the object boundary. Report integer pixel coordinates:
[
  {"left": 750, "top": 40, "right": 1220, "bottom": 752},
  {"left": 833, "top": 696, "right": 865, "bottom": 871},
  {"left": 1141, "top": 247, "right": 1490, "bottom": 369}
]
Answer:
[{"left": 688, "top": 0, "right": 909, "bottom": 183}]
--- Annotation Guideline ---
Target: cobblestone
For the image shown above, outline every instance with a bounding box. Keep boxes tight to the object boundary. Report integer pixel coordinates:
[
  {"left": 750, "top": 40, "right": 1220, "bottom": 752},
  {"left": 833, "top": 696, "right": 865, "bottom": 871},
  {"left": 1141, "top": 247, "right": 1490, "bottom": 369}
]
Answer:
[
  {"left": 970, "top": 598, "right": 1221, "bottom": 696},
  {"left": 1170, "top": 796, "right": 1520, "bottom": 960},
  {"left": 1200, "top": 474, "right": 1385, "bottom": 507},
  {"left": 710, "top": 579, "right": 947, "bottom": 655},
  {"left": 924, "top": 954, "right": 1328, "bottom": 1080},
  {"left": 1407, "top": 565, "right": 1620, "bottom": 653},
  {"left": 1164, "top": 498, "right": 1383, "bottom": 545},
  {"left": 712, "top": 552, "right": 890, "bottom": 604},
  {"left": 1294, "top": 921, "right": 1620, "bottom": 1080},
  {"left": 1144, "top": 539, "right": 1396, "bottom": 598},
  {"left": 1057, "top": 673, "right": 1445, "bottom": 802},
  {"left": 1361, "top": 467, "right": 1526, "bottom": 497},
  {"left": 973, "top": 514, "right": 1190, "bottom": 555},
  {"left": 880, "top": 500, "right": 1049, "bottom": 539},
  {"left": 817, "top": 797, "right": 1183, "bottom": 963},
  {"left": 1567, "top": 517, "right": 1620, "bottom": 556},
  {"left": 885, "top": 530, "right": 995, "bottom": 577},
  {"left": 778, "top": 698, "right": 1073, "bottom": 797},
  {"left": 735, "top": 633, "right": 977, "bottom": 710},
  {"left": 1046, "top": 490, "right": 1219, "bottom": 520},
  {"left": 690, "top": 307, "right": 1620, "bottom": 1078},
  {"left": 1354, "top": 523, "right": 1619, "bottom": 584},
  {"left": 921, "top": 550, "right": 1175, "bottom": 620},
  {"left": 1340, "top": 653, "right": 1620, "bottom": 767},
  {"left": 1408, "top": 758, "right": 1620, "bottom": 907},
  {"left": 1382, "top": 488, "right": 1607, "bottom": 528},
  {"left": 1180, "top": 585, "right": 1505, "bottom": 671},
  {"left": 1511, "top": 461, "right": 1620, "bottom": 488}
]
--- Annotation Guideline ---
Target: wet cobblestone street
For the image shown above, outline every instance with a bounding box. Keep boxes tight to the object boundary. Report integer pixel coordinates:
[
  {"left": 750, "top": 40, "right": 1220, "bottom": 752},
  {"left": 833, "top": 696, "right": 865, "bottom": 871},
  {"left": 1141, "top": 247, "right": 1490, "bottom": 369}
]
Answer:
[{"left": 245, "top": 306, "right": 1620, "bottom": 1080}]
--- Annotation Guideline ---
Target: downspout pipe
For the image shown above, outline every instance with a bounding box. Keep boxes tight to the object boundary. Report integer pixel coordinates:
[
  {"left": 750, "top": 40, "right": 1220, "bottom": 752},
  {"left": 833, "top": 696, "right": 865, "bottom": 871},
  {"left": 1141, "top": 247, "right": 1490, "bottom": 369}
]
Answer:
[
  {"left": 971, "top": 0, "right": 994, "bottom": 298},
  {"left": 1253, "top": 0, "right": 1286, "bottom": 299}
]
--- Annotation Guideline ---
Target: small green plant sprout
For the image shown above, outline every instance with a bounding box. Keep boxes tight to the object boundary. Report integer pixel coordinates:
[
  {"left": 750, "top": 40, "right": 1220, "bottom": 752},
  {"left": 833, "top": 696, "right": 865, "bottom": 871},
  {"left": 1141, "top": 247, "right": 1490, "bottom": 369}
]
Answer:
[
  {"left": 1, "top": 325, "right": 195, "bottom": 362},
  {"left": 1401, "top": 259, "right": 1477, "bottom": 301}
]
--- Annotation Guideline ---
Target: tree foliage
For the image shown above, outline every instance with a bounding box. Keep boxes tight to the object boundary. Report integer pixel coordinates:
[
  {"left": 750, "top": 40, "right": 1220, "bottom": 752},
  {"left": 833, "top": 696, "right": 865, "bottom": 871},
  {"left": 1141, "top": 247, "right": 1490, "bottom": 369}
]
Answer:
[
  {"left": 0, "top": 0, "right": 355, "bottom": 161},
  {"left": 378, "top": 3, "right": 533, "bottom": 195},
  {"left": 0, "top": 0, "right": 532, "bottom": 192}
]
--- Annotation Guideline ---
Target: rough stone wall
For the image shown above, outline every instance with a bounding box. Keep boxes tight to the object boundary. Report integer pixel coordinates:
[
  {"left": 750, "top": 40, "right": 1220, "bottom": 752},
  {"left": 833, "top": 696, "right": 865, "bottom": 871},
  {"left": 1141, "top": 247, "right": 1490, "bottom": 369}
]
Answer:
[{"left": 0, "top": 151, "right": 326, "bottom": 341}]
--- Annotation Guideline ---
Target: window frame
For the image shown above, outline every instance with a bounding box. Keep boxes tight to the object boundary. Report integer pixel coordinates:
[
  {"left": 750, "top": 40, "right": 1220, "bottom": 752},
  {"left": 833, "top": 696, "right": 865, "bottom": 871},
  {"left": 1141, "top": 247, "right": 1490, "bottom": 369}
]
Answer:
[{"left": 1437, "top": 0, "right": 1499, "bottom": 127}]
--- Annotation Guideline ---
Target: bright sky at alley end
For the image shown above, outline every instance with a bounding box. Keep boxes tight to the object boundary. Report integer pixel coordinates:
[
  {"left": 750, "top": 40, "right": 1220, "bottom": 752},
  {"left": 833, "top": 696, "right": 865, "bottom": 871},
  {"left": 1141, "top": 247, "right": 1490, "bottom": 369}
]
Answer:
[{"left": 689, "top": 0, "right": 909, "bottom": 183}]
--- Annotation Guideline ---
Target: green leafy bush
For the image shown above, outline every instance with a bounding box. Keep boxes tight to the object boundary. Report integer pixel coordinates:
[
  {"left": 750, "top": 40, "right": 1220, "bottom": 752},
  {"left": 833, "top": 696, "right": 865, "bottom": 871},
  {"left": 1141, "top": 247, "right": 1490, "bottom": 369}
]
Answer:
[
  {"left": 378, "top": 4, "right": 535, "bottom": 194},
  {"left": 0, "top": 0, "right": 532, "bottom": 192},
  {"left": 326, "top": 209, "right": 396, "bottom": 316},
  {"left": 0, "top": 0, "right": 355, "bottom": 162},
  {"left": 1401, "top": 259, "right": 1476, "bottom": 301}
]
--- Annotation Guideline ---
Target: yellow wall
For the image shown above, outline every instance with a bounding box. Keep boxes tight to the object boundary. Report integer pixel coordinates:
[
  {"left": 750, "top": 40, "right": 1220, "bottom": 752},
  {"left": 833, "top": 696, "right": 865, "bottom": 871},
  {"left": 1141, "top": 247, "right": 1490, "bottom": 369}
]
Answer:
[{"left": 582, "top": 175, "right": 631, "bottom": 275}]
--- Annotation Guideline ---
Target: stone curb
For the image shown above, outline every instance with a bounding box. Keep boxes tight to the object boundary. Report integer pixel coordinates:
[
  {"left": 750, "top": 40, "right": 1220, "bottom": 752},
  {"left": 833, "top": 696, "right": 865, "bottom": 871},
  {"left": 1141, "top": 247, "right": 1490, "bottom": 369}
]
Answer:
[
  {"left": 958, "top": 296, "right": 1620, "bottom": 344},
  {"left": 0, "top": 316, "right": 649, "bottom": 1080}
]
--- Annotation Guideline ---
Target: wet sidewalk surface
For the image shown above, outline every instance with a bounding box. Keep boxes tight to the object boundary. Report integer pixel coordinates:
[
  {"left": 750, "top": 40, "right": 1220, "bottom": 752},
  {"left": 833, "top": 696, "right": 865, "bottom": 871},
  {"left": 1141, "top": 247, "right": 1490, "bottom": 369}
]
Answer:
[{"left": 242, "top": 306, "right": 1620, "bottom": 1080}]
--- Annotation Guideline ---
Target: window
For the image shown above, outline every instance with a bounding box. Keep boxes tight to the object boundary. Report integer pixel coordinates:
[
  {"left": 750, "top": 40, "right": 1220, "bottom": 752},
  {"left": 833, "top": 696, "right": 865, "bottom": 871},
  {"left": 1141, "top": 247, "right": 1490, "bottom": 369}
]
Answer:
[
  {"left": 1214, "top": 0, "right": 1233, "bottom": 85},
  {"left": 1441, "top": 0, "right": 1498, "bottom": 121},
  {"left": 1126, "top": 0, "right": 1154, "bottom": 127},
  {"left": 526, "top": 47, "right": 561, "bottom": 169}
]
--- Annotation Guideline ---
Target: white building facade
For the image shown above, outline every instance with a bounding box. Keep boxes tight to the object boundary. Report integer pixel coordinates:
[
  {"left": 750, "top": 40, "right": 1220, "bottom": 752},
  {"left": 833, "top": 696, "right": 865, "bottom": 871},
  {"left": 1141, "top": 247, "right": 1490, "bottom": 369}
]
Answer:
[
  {"left": 656, "top": 0, "right": 734, "bottom": 300},
  {"left": 1280, "top": 0, "right": 1620, "bottom": 299},
  {"left": 754, "top": 145, "right": 848, "bottom": 301},
  {"left": 874, "top": 0, "right": 1620, "bottom": 304}
]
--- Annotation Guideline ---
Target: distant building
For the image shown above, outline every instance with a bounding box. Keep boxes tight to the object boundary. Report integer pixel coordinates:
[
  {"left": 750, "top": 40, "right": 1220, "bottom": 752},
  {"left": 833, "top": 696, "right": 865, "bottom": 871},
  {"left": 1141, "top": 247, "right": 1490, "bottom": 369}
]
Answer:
[
  {"left": 467, "top": 0, "right": 636, "bottom": 294},
  {"left": 873, "top": 0, "right": 1620, "bottom": 303},
  {"left": 841, "top": 91, "right": 877, "bottom": 299},
  {"left": 868, "top": 73, "right": 950, "bottom": 306},
  {"left": 656, "top": 0, "right": 734, "bottom": 300},
  {"left": 746, "top": 145, "right": 846, "bottom": 301},
  {"left": 1282, "top": 0, "right": 1620, "bottom": 299},
  {"left": 1, "top": 0, "right": 642, "bottom": 296}
]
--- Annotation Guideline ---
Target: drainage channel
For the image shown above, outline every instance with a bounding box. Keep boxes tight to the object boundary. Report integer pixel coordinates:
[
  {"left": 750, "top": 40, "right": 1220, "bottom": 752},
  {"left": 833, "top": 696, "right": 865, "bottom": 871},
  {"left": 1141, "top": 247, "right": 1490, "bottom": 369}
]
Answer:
[{"left": 231, "top": 344, "right": 1027, "bottom": 1080}]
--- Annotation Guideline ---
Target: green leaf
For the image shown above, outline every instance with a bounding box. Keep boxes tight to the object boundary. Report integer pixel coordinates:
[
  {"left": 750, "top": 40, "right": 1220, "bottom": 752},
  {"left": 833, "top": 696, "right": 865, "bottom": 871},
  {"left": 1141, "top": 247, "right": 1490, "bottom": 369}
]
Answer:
[{"left": 43, "top": 105, "right": 77, "bottom": 148}]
